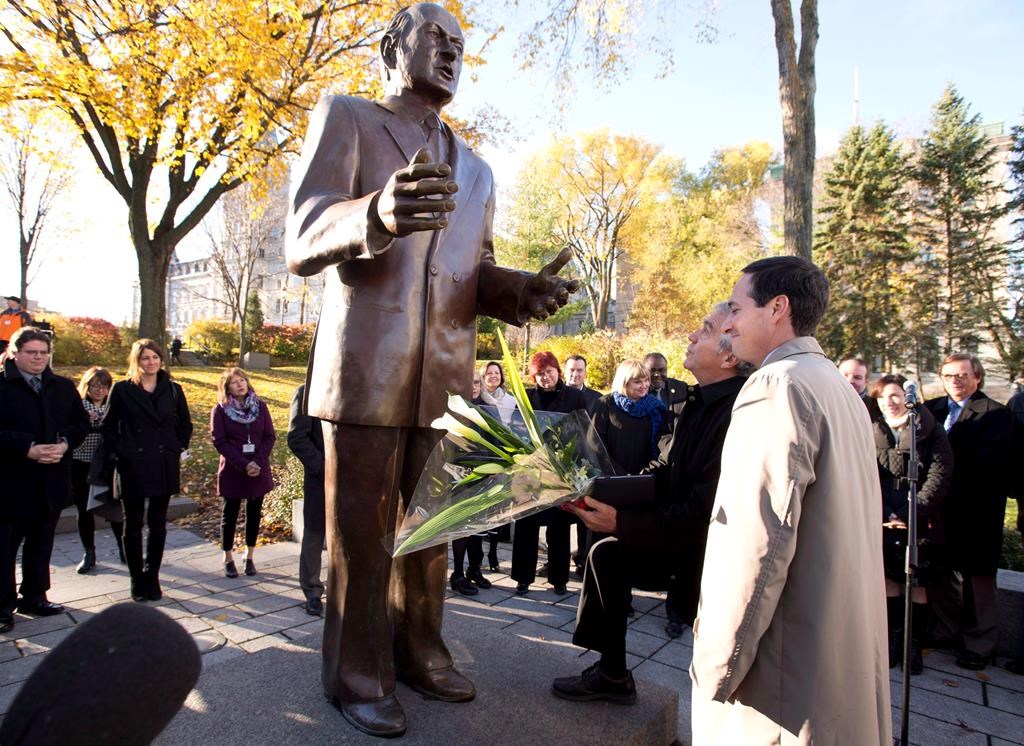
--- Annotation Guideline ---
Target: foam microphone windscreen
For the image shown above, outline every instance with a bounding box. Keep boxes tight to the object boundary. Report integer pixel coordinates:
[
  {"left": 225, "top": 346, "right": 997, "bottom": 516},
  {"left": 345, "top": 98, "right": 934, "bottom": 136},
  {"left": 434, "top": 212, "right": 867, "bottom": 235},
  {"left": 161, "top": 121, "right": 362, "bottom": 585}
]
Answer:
[{"left": 0, "top": 603, "right": 202, "bottom": 745}]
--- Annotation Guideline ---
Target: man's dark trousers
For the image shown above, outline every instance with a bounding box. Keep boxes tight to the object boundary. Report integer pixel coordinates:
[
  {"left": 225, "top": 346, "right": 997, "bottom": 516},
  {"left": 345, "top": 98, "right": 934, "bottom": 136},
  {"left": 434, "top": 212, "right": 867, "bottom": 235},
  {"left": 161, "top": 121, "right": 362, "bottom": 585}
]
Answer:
[{"left": 0, "top": 510, "right": 62, "bottom": 614}]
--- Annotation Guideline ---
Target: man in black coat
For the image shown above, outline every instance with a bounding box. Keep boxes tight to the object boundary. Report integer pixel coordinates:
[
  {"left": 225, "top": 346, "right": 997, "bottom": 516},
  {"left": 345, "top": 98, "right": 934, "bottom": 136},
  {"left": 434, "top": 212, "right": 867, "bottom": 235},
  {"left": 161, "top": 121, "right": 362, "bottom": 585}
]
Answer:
[
  {"left": 0, "top": 327, "right": 89, "bottom": 633},
  {"left": 564, "top": 355, "right": 601, "bottom": 413},
  {"left": 552, "top": 304, "right": 752, "bottom": 703},
  {"left": 287, "top": 384, "right": 326, "bottom": 616},
  {"left": 644, "top": 352, "right": 687, "bottom": 427},
  {"left": 925, "top": 353, "right": 1019, "bottom": 671}
]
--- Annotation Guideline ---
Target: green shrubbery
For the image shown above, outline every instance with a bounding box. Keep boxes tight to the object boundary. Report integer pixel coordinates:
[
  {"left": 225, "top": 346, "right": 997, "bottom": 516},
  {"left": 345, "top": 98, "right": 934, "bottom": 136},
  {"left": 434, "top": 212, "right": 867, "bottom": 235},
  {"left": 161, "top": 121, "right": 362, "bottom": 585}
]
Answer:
[
  {"left": 48, "top": 316, "right": 129, "bottom": 366},
  {"left": 252, "top": 323, "right": 315, "bottom": 362},
  {"left": 487, "top": 330, "right": 693, "bottom": 390},
  {"left": 185, "top": 319, "right": 238, "bottom": 362}
]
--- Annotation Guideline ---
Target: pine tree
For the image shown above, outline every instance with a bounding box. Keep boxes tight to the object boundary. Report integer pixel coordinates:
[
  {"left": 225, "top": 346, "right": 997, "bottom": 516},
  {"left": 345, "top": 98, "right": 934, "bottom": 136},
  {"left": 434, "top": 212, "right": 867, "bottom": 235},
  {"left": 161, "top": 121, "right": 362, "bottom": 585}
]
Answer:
[
  {"left": 989, "top": 121, "right": 1024, "bottom": 380},
  {"left": 915, "top": 85, "right": 1007, "bottom": 356},
  {"left": 813, "top": 122, "right": 918, "bottom": 368},
  {"left": 239, "top": 290, "right": 264, "bottom": 363}
]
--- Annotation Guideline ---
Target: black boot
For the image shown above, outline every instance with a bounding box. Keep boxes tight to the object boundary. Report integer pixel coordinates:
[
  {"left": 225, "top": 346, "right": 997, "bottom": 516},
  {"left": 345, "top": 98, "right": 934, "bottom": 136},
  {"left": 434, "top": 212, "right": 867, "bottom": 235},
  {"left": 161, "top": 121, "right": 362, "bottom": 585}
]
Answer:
[
  {"left": 886, "top": 596, "right": 903, "bottom": 668},
  {"left": 910, "top": 603, "right": 929, "bottom": 675},
  {"left": 112, "top": 522, "right": 126, "bottom": 564},
  {"left": 146, "top": 571, "right": 163, "bottom": 601},
  {"left": 130, "top": 575, "right": 149, "bottom": 603},
  {"left": 76, "top": 548, "right": 96, "bottom": 574}
]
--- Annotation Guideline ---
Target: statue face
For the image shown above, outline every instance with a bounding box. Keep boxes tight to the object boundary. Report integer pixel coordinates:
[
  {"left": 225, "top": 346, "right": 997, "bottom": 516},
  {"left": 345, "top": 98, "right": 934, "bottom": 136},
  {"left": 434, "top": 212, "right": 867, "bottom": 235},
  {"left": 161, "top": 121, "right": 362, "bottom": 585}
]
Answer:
[{"left": 394, "top": 5, "right": 464, "bottom": 104}]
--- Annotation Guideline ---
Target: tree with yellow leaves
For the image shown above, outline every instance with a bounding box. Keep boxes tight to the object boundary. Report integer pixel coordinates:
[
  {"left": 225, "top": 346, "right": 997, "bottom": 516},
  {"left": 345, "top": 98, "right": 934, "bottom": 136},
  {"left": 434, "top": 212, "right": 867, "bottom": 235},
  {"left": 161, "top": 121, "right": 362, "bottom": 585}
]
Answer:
[
  {"left": 517, "top": 130, "right": 667, "bottom": 329},
  {"left": 0, "top": 0, "right": 476, "bottom": 339}
]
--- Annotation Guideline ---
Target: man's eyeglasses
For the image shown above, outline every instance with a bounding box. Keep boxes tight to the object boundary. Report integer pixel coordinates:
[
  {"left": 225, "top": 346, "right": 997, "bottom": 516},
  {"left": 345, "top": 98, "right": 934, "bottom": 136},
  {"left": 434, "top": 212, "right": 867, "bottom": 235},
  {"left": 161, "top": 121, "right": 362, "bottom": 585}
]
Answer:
[
  {"left": 941, "top": 373, "right": 974, "bottom": 382},
  {"left": 18, "top": 350, "right": 50, "bottom": 357}
]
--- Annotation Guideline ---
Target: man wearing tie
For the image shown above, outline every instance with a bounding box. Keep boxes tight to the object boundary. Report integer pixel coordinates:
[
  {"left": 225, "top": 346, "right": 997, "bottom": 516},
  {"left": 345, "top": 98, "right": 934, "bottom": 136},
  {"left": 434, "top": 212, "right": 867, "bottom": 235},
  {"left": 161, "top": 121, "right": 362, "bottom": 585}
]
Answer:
[
  {"left": 925, "top": 353, "right": 1018, "bottom": 670},
  {"left": 0, "top": 327, "right": 88, "bottom": 634},
  {"left": 286, "top": 3, "right": 578, "bottom": 737}
]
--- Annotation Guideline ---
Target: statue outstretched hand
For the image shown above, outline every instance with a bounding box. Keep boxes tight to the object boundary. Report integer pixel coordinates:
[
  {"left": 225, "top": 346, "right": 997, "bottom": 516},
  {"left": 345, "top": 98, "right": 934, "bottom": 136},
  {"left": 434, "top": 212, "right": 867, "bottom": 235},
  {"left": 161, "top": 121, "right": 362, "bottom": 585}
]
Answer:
[
  {"left": 376, "top": 147, "right": 458, "bottom": 236},
  {"left": 521, "top": 247, "right": 580, "bottom": 321}
]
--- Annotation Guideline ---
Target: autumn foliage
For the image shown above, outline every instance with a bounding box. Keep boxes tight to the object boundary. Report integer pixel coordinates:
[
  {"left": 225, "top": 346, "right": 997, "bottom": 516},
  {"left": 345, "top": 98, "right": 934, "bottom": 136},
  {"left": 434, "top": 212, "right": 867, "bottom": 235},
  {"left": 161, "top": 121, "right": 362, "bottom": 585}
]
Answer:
[{"left": 48, "top": 315, "right": 127, "bottom": 366}]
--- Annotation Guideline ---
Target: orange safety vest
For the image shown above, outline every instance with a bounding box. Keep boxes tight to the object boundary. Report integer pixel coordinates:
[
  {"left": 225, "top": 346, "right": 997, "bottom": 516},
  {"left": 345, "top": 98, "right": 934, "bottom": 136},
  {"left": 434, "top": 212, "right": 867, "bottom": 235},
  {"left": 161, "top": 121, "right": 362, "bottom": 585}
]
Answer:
[{"left": 0, "top": 310, "right": 30, "bottom": 342}]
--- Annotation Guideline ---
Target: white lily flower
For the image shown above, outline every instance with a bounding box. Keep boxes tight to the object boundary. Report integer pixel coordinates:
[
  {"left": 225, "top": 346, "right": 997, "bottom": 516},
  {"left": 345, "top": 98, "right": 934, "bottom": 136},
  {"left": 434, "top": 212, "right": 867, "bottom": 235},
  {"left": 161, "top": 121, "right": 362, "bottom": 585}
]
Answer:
[{"left": 446, "top": 393, "right": 492, "bottom": 431}]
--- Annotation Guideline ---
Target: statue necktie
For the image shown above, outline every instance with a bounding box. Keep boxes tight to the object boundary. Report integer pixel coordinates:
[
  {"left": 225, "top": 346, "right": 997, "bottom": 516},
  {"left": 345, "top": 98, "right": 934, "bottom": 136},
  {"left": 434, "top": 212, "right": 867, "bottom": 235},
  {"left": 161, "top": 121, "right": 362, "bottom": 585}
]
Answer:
[{"left": 423, "top": 113, "right": 447, "bottom": 165}]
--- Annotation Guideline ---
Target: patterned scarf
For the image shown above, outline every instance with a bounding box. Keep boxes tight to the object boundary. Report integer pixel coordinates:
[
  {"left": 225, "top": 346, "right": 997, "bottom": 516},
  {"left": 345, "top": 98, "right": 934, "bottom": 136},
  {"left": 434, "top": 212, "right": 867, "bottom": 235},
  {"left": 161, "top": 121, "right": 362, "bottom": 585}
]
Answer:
[
  {"left": 223, "top": 390, "right": 261, "bottom": 424},
  {"left": 612, "top": 392, "right": 666, "bottom": 456}
]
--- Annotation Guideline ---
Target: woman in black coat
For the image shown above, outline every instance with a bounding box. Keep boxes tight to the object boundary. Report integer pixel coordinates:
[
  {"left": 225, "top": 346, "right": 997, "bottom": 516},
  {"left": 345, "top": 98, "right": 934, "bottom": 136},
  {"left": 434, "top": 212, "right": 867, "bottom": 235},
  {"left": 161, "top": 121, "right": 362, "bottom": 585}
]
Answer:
[
  {"left": 102, "top": 340, "right": 193, "bottom": 602},
  {"left": 590, "top": 359, "right": 667, "bottom": 476},
  {"left": 870, "top": 374, "right": 952, "bottom": 674},
  {"left": 511, "top": 351, "right": 585, "bottom": 596}
]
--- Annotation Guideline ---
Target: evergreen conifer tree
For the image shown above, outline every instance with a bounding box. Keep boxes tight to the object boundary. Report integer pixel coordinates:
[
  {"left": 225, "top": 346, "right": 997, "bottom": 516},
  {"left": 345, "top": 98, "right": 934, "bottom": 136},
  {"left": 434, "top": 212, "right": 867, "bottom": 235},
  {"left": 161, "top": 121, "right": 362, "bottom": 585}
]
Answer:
[
  {"left": 813, "top": 122, "right": 917, "bottom": 368},
  {"left": 915, "top": 85, "right": 1007, "bottom": 356}
]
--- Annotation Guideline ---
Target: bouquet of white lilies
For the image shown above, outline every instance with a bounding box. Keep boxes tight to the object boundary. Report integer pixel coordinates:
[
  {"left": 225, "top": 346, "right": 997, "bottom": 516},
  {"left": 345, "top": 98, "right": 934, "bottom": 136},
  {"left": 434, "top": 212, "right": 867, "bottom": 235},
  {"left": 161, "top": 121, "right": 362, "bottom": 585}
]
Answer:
[{"left": 387, "top": 330, "right": 613, "bottom": 557}]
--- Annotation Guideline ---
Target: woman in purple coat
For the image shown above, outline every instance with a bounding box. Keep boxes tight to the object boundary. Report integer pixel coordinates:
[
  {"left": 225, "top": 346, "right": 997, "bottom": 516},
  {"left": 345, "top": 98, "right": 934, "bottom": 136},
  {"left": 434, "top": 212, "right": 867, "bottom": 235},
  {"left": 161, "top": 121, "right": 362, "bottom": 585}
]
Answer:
[{"left": 210, "top": 367, "right": 276, "bottom": 578}]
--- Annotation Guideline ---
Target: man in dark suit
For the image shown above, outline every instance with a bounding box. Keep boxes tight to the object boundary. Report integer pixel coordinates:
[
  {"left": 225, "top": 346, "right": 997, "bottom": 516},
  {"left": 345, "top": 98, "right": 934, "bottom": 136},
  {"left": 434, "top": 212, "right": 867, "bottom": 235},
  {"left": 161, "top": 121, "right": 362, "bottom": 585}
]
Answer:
[
  {"left": 285, "top": 4, "right": 578, "bottom": 736},
  {"left": 564, "top": 354, "right": 601, "bottom": 412},
  {"left": 553, "top": 304, "right": 752, "bottom": 703},
  {"left": 644, "top": 352, "right": 687, "bottom": 425},
  {"left": 925, "top": 353, "right": 1018, "bottom": 671},
  {"left": 286, "top": 385, "right": 325, "bottom": 617},
  {"left": 0, "top": 327, "right": 89, "bottom": 633}
]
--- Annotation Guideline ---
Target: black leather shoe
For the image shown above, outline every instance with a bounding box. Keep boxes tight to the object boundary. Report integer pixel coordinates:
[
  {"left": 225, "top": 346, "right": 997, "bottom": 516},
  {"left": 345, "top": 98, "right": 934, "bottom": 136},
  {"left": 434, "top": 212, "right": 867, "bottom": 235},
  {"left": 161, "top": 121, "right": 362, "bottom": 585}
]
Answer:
[
  {"left": 466, "top": 570, "right": 492, "bottom": 590},
  {"left": 0, "top": 612, "right": 13, "bottom": 634},
  {"left": 326, "top": 692, "right": 406, "bottom": 738},
  {"left": 224, "top": 561, "right": 238, "bottom": 578},
  {"left": 16, "top": 599, "right": 64, "bottom": 616},
  {"left": 552, "top": 662, "right": 637, "bottom": 704},
  {"left": 399, "top": 666, "right": 476, "bottom": 702},
  {"left": 77, "top": 549, "right": 96, "bottom": 574},
  {"left": 305, "top": 596, "right": 323, "bottom": 616},
  {"left": 665, "top": 621, "right": 684, "bottom": 639},
  {"left": 956, "top": 650, "right": 990, "bottom": 671},
  {"left": 244, "top": 559, "right": 257, "bottom": 576},
  {"left": 552, "top": 584, "right": 568, "bottom": 595},
  {"left": 515, "top": 582, "right": 529, "bottom": 596},
  {"left": 450, "top": 576, "right": 478, "bottom": 596}
]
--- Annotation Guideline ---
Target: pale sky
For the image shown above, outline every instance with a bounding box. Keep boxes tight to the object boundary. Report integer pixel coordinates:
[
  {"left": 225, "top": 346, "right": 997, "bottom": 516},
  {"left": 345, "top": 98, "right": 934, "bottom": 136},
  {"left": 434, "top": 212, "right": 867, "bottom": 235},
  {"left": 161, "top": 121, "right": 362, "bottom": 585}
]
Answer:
[{"left": 2, "top": 0, "right": 1021, "bottom": 324}]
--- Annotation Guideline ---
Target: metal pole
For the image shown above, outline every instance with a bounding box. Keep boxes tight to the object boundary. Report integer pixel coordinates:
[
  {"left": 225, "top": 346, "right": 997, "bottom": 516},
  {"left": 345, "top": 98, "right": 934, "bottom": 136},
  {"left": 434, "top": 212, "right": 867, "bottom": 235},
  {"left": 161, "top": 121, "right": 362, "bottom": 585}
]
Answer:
[{"left": 898, "top": 386, "right": 920, "bottom": 746}]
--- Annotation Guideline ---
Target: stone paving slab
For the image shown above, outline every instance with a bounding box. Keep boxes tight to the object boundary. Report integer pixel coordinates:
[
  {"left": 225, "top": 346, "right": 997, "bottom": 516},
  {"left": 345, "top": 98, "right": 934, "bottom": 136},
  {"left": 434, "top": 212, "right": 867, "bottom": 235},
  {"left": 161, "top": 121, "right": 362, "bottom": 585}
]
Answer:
[{"left": 2, "top": 524, "right": 1022, "bottom": 746}]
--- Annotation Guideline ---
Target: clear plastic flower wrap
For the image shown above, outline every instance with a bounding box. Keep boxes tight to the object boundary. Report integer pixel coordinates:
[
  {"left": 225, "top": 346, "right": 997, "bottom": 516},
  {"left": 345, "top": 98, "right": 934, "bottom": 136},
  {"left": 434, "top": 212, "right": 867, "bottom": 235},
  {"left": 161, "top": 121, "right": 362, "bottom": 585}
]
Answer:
[{"left": 386, "top": 329, "right": 614, "bottom": 557}]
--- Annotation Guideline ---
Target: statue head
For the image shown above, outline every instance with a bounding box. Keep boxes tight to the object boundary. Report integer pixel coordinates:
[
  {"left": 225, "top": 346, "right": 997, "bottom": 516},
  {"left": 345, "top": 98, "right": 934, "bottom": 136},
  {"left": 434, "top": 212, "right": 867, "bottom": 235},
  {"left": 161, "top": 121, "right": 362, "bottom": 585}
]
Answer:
[{"left": 380, "top": 3, "right": 464, "bottom": 108}]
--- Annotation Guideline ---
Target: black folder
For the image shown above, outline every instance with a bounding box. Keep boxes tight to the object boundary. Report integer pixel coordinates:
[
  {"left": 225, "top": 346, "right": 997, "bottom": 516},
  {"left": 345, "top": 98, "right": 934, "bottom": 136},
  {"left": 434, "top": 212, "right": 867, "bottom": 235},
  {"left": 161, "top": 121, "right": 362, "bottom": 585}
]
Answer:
[{"left": 591, "top": 474, "right": 656, "bottom": 510}]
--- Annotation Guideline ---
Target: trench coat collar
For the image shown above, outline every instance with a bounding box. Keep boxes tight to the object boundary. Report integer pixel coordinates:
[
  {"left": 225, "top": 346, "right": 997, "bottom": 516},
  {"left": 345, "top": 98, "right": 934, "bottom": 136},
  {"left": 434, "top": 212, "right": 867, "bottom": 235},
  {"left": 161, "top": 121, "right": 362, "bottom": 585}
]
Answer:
[
  {"left": 760, "top": 336, "right": 826, "bottom": 368},
  {"left": 375, "top": 97, "right": 481, "bottom": 236},
  {"left": 119, "top": 369, "right": 171, "bottom": 422}
]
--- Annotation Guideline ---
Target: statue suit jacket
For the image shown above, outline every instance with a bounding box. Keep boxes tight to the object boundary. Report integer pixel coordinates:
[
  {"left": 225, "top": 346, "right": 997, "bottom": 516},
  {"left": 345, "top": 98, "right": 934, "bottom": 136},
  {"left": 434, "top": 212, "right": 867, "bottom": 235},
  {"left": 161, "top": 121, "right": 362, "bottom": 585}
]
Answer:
[{"left": 287, "top": 95, "right": 531, "bottom": 428}]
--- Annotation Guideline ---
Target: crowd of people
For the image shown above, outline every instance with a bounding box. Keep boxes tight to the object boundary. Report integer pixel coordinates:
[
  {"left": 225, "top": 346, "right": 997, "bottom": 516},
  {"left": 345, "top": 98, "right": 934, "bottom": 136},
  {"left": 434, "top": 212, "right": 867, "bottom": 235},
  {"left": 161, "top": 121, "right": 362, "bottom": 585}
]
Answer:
[{"left": 1, "top": 253, "right": 1022, "bottom": 744}]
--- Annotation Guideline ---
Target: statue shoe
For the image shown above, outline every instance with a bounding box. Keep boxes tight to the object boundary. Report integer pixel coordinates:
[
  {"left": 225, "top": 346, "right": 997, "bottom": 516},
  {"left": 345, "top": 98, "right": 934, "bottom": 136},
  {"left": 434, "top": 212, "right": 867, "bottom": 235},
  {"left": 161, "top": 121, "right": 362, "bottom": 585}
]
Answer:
[
  {"left": 399, "top": 665, "right": 476, "bottom": 702},
  {"left": 326, "top": 693, "right": 406, "bottom": 739}
]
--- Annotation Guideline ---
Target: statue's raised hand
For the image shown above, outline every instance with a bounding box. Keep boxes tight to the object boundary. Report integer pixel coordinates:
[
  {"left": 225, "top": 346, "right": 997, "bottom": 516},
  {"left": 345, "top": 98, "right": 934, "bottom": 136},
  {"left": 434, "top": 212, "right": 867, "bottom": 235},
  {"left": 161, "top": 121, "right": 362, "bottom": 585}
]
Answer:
[
  {"left": 521, "top": 247, "right": 580, "bottom": 321},
  {"left": 376, "top": 147, "right": 458, "bottom": 236}
]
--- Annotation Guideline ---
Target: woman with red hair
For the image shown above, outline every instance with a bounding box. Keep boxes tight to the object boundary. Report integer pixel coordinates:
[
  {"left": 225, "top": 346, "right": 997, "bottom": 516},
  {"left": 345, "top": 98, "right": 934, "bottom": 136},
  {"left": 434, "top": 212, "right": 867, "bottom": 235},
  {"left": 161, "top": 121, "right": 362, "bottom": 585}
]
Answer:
[{"left": 511, "top": 351, "right": 586, "bottom": 596}]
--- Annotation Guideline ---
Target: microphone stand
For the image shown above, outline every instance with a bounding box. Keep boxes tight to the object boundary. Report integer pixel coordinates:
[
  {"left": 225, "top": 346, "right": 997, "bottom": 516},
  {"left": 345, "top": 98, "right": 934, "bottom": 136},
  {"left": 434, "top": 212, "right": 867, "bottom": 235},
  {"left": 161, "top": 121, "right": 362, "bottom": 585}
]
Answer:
[{"left": 897, "top": 389, "right": 920, "bottom": 746}]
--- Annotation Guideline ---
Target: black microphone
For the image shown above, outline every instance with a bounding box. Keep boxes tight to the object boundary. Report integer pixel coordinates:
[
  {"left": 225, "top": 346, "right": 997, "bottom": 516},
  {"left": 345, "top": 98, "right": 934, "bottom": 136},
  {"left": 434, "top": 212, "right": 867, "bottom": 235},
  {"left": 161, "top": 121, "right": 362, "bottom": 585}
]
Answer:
[
  {"left": 0, "top": 603, "right": 201, "bottom": 745},
  {"left": 903, "top": 379, "right": 919, "bottom": 408}
]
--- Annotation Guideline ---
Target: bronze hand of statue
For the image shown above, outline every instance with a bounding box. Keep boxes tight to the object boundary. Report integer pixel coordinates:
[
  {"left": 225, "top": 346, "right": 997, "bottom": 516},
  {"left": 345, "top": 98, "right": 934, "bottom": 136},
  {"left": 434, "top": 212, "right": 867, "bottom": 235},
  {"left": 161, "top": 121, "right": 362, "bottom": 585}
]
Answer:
[
  {"left": 376, "top": 147, "right": 458, "bottom": 236},
  {"left": 521, "top": 247, "right": 580, "bottom": 320}
]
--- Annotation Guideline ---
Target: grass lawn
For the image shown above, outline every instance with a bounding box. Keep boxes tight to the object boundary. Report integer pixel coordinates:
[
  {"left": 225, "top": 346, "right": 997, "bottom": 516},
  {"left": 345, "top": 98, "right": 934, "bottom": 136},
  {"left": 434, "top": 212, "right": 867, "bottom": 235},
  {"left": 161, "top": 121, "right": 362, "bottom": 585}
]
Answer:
[{"left": 56, "top": 364, "right": 308, "bottom": 545}]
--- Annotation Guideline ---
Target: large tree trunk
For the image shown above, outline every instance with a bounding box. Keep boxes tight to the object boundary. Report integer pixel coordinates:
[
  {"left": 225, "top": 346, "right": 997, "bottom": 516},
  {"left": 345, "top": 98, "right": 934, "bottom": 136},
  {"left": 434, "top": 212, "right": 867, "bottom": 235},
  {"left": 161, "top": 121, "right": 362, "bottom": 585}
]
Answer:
[
  {"left": 771, "top": 0, "right": 818, "bottom": 260},
  {"left": 19, "top": 235, "right": 29, "bottom": 305},
  {"left": 135, "top": 240, "right": 172, "bottom": 343}
]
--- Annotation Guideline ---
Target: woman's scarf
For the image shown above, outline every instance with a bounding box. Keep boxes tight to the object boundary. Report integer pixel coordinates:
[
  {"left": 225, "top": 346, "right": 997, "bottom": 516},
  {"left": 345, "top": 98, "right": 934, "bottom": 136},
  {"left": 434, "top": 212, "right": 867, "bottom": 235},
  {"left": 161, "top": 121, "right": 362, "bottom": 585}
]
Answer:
[
  {"left": 612, "top": 392, "right": 666, "bottom": 456},
  {"left": 481, "top": 386, "right": 517, "bottom": 423},
  {"left": 883, "top": 410, "right": 911, "bottom": 443},
  {"left": 223, "top": 391, "right": 261, "bottom": 424}
]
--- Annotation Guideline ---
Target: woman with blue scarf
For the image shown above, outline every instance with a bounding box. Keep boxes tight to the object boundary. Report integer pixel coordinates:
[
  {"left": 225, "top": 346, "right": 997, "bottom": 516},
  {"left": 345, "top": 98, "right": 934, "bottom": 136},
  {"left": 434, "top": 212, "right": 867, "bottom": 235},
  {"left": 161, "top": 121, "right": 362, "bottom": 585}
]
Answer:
[
  {"left": 591, "top": 360, "right": 667, "bottom": 477},
  {"left": 211, "top": 367, "right": 276, "bottom": 578}
]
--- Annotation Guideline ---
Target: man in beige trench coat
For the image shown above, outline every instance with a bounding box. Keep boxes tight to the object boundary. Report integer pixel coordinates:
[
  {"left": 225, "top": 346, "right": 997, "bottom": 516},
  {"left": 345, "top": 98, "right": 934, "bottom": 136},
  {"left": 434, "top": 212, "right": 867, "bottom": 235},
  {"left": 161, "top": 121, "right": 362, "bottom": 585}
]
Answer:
[{"left": 690, "top": 256, "right": 892, "bottom": 745}]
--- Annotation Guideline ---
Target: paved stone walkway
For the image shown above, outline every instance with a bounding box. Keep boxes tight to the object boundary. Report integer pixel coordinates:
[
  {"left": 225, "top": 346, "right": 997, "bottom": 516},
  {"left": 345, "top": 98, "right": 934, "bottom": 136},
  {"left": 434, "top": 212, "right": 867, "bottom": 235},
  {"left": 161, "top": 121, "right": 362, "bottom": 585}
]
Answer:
[{"left": 1, "top": 525, "right": 1022, "bottom": 744}]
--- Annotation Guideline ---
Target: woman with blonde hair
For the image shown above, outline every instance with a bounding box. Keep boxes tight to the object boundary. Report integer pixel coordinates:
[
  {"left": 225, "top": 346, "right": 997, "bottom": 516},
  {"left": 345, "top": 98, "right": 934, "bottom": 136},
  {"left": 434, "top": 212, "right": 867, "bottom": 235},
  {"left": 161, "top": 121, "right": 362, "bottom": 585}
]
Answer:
[
  {"left": 210, "top": 367, "right": 276, "bottom": 578},
  {"left": 70, "top": 366, "right": 123, "bottom": 573},
  {"left": 102, "top": 340, "right": 193, "bottom": 602},
  {"left": 591, "top": 360, "right": 668, "bottom": 476}
]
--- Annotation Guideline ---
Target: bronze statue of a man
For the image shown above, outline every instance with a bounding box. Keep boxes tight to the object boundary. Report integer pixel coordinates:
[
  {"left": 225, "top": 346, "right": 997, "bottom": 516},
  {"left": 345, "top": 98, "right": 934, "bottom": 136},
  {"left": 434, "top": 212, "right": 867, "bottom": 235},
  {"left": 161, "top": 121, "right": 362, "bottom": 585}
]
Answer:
[{"left": 286, "top": 3, "right": 577, "bottom": 738}]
